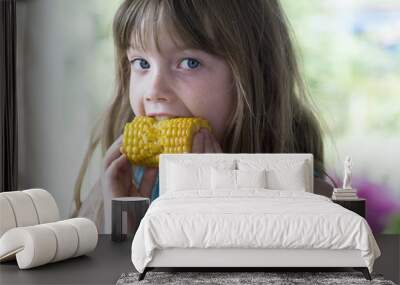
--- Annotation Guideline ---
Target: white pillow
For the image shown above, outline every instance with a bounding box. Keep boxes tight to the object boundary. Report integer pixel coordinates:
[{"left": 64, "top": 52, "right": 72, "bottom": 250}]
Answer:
[
  {"left": 166, "top": 159, "right": 236, "bottom": 192},
  {"left": 211, "top": 168, "right": 236, "bottom": 190},
  {"left": 167, "top": 162, "right": 211, "bottom": 191},
  {"left": 237, "top": 159, "right": 308, "bottom": 191},
  {"left": 211, "top": 168, "right": 268, "bottom": 190},
  {"left": 236, "top": 169, "right": 267, "bottom": 188},
  {"left": 267, "top": 161, "right": 306, "bottom": 191}
]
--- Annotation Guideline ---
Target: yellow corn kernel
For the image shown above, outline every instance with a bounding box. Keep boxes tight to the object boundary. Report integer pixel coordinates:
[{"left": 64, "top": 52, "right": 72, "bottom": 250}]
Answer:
[{"left": 121, "top": 116, "right": 212, "bottom": 167}]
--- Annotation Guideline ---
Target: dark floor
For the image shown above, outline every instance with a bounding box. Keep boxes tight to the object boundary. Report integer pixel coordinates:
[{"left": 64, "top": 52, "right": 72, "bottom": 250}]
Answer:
[
  {"left": 373, "top": 234, "right": 400, "bottom": 284},
  {"left": 0, "top": 234, "right": 398, "bottom": 284}
]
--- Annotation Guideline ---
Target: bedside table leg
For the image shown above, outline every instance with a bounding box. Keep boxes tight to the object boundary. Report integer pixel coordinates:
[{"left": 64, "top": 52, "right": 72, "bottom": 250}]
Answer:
[{"left": 354, "top": 267, "right": 372, "bottom": 280}]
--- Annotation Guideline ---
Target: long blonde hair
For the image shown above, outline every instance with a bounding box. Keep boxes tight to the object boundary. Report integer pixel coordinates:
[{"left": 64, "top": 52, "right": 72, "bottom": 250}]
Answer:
[{"left": 73, "top": 0, "right": 332, "bottom": 212}]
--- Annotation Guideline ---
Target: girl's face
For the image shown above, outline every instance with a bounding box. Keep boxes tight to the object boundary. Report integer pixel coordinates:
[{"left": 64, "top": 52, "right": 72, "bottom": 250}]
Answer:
[{"left": 126, "top": 27, "right": 234, "bottom": 143}]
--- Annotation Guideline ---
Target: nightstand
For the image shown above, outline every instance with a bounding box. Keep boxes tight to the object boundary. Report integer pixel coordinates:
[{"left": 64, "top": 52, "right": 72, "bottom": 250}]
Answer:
[
  {"left": 112, "top": 197, "right": 150, "bottom": 242},
  {"left": 332, "top": 198, "right": 366, "bottom": 218}
]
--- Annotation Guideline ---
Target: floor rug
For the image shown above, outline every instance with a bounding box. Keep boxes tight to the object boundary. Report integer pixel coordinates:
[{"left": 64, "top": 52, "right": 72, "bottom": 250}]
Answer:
[{"left": 116, "top": 271, "right": 396, "bottom": 285}]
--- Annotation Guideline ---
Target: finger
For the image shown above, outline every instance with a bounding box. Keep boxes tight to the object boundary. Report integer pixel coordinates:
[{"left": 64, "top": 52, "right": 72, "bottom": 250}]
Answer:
[
  {"left": 103, "top": 135, "right": 124, "bottom": 170},
  {"left": 202, "top": 129, "right": 214, "bottom": 153},
  {"left": 209, "top": 131, "right": 223, "bottom": 153},
  {"left": 212, "top": 140, "right": 222, "bottom": 153},
  {"left": 202, "top": 128, "right": 222, "bottom": 153},
  {"left": 191, "top": 130, "right": 205, "bottom": 153},
  {"left": 139, "top": 168, "right": 158, "bottom": 198},
  {"left": 129, "top": 184, "right": 141, "bottom": 197},
  {"left": 107, "top": 154, "right": 130, "bottom": 179}
]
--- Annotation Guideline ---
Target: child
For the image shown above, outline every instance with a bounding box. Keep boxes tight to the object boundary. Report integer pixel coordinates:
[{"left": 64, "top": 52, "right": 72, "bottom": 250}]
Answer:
[{"left": 72, "top": 0, "right": 334, "bottom": 233}]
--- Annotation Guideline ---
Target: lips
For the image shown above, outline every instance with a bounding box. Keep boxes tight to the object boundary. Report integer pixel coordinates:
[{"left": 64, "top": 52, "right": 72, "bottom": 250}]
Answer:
[{"left": 147, "top": 113, "right": 178, "bottom": 121}]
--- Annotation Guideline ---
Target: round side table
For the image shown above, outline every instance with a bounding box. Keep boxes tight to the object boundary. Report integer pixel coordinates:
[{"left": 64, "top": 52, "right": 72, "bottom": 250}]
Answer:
[{"left": 111, "top": 197, "right": 150, "bottom": 242}]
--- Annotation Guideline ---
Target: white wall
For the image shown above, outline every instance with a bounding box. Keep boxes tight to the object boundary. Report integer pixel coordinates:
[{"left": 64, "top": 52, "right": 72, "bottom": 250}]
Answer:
[{"left": 16, "top": 0, "right": 116, "bottom": 218}]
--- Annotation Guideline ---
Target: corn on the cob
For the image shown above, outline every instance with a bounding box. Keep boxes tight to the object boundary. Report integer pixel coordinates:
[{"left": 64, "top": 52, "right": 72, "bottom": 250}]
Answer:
[{"left": 120, "top": 116, "right": 212, "bottom": 167}]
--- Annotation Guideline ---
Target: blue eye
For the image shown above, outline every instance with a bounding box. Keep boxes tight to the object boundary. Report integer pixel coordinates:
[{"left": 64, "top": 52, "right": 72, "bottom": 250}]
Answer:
[
  {"left": 180, "top": 58, "right": 201, "bottom": 69},
  {"left": 130, "top": 58, "right": 150, "bottom": 70}
]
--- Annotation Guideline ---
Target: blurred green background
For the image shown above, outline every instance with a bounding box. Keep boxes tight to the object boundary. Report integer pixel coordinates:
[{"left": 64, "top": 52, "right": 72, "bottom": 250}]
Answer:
[{"left": 281, "top": 0, "right": 400, "bottom": 234}]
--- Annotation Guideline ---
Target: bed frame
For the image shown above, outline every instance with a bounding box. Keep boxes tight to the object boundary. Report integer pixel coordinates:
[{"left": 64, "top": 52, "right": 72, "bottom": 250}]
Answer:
[{"left": 138, "top": 153, "right": 371, "bottom": 280}]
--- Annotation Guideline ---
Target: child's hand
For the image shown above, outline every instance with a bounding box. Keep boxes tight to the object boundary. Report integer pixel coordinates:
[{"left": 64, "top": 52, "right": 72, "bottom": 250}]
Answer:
[
  {"left": 192, "top": 128, "right": 223, "bottom": 153},
  {"left": 99, "top": 134, "right": 157, "bottom": 233},
  {"left": 100, "top": 134, "right": 158, "bottom": 200},
  {"left": 100, "top": 134, "right": 138, "bottom": 199}
]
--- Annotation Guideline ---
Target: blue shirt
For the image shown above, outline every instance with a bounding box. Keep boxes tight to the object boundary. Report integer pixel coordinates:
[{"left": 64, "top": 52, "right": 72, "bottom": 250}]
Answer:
[
  {"left": 134, "top": 166, "right": 159, "bottom": 202},
  {"left": 314, "top": 169, "right": 323, "bottom": 179},
  {"left": 134, "top": 167, "right": 322, "bottom": 202}
]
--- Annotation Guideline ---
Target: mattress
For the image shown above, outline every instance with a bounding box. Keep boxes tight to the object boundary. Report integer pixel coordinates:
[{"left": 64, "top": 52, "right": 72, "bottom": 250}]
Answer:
[{"left": 131, "top": 189, "right": 381, "bottom": 273}]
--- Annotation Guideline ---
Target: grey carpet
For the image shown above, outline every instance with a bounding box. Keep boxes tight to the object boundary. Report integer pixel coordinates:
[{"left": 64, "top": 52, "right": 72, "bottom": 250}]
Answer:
[{"left": 116, "top": 271, "right": 396, "bottom": 285}]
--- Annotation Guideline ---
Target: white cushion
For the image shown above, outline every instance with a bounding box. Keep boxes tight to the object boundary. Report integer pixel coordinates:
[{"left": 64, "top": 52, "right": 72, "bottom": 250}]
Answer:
[
  {"left": 238, "top": 159, "right": 308, "bottom": 191},
  {"left": 211, "top": 168, "right": 268, "bottom": 190},
  {"left": 211, "top": 168, "right": 236, "bottom": 190},
  {"left": 64, "top": 218, "right": 98, "bottom": 257},
  {"left": 42, "top": 222, "right": 79, "bottom": 262},
  {"left": 0, "top": 191, "right": 39, "bottom": 228},
  {"left": 167, "top": 160, "right": 235, "bottom": 192},
  {"left": 0, "top": 189, "right": 97, "bottom": 269},
  {"left": 0, "top": 218, "right": 98, "bottom": 269},
  {"left": 267, "top": 161, "right": 307, "bottom": 191},
  {"left": 167, "top": 162, "right": 211, "bottom": 191},
  {"left": 0, "top": 196, "right": 17, "bottom": 237},
  {"left": 0, "top": 189, "right": 60, "bottom": 238},
  {"left": 236, "top": 169, "right": 267, "bottom": 188},
  {"left": 23, "top": 189, "right": 60, "bottom": 224}
]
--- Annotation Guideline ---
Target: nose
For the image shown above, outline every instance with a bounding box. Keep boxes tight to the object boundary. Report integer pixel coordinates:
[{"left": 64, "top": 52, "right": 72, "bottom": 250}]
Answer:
[{"left": 145, "top": 70, "right": 173, "bottom": 102}]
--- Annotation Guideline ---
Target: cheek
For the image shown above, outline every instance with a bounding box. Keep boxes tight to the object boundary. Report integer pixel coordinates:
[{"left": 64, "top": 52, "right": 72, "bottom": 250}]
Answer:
[
  {"left": 205, "top": 91, "right": 234, "bottom": 141},
  {"left": 208, "top": 70, "right": 234, "bottom": 135},
  {"left": 129, "top": 73, "right": 145, "bottom": 116},
  {"left": 182, "top": 70, "right": 234, "bottom": 141}
]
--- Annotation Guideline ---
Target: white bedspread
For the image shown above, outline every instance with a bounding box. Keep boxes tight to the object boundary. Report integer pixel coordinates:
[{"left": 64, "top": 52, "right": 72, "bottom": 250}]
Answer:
[{"left": 131, "top": 189, "right": 381, "bottom": 273}]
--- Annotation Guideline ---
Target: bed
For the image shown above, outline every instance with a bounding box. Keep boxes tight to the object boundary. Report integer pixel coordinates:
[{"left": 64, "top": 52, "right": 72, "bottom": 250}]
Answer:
[{"left": 131, "top": 153, "right": 381, "bottom": 281}]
